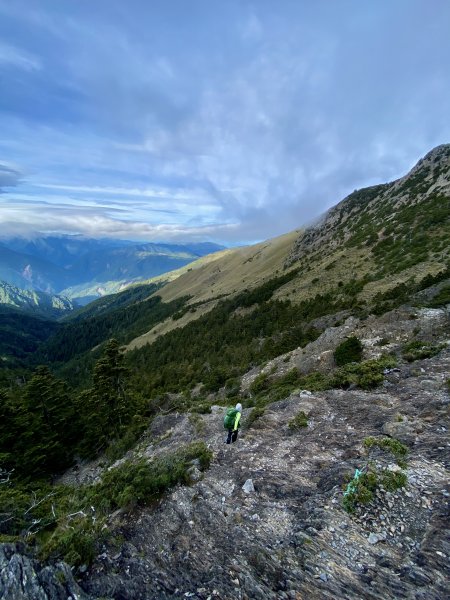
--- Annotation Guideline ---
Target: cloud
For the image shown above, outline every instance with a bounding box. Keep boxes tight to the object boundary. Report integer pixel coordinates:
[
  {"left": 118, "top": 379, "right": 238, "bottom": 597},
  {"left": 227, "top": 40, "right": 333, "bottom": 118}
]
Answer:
[
  {"left": 0, "top": 162, "right": 23, "bottom": 190},
  {"left": 0, "top": 41, "right": 41, "bottom": 71},
  {"left": 0, "top": 1, "right": 449, "bottom": 243},
  {"left": 0, "top": 196, "right": 238, "bottom": 242}
]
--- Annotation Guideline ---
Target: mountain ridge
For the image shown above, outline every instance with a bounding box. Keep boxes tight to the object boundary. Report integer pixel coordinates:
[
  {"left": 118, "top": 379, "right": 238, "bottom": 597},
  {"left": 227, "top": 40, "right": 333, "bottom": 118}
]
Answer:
[
  {"left": 0, "top": 144, "right": 449, "bottom": 600},
  {"left": 0, "top": 280, "right": 74, "bottom": 317},
  {"left": 0, "top": 236, "right": 225, "bottom": 300},
  {"left": 123, "top": 144, "right": 449, "bottom": 350}
]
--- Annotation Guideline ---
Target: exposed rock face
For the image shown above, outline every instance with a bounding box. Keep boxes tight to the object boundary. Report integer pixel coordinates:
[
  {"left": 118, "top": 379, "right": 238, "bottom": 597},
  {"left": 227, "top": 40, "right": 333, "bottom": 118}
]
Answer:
[
  {"left": 241, "top": 305, "right": 449, "bottom": 389},
  {"left": 285, "top": 143, "right": 450, "bottom": 267},
  {"left": 77, "top": 342, "right": 449, "bottom": 599},
  {"left": 0, "top": 543, "right": 92, "bottom": 599}
]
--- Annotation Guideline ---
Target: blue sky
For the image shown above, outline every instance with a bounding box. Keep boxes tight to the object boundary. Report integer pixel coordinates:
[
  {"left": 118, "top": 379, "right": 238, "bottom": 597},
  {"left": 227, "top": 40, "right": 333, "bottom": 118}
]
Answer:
[{"left": 0, "top": 0, "right": 449, "bottom": 245}]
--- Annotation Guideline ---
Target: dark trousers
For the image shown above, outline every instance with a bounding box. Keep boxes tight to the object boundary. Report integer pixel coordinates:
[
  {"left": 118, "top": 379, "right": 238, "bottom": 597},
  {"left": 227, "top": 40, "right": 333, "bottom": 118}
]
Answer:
[{"left": 226, "top": 429, "right": 239, "bottom": 444}]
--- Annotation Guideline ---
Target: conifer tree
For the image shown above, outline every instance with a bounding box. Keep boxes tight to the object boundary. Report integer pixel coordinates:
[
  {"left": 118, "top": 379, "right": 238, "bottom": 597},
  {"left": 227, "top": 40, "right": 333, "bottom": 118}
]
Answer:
[
  {"left": 0, "top": 388, "right": 16, "bottom": 470},
  {"left": 79, "top": 339, "right": 136, "bottom": 455},
  {"left": 16, "top": 366, "right": 76, "bottom": 477}
]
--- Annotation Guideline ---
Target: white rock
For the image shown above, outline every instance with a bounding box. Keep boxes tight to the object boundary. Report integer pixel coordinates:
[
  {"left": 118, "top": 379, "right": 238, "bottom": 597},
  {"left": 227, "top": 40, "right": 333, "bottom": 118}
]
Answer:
[{"left": 242, "top": 479, "right": 255, "bottom": 493}]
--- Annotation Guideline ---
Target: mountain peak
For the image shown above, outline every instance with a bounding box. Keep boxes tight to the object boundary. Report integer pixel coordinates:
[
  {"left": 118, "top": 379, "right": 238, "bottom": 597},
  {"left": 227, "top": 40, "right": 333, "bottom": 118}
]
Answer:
[
  {"left": 421, "top": 143, "right": 450, "bottom": 161},
  {"left": 407, "top": 143, "right": 450, "bottom": 177},
  {"left": 285, "top": 144, "right": 450, "bottom": 267}
]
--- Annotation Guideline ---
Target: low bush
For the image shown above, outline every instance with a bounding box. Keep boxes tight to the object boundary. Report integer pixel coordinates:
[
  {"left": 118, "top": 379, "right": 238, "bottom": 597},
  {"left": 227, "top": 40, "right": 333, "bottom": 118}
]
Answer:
[
  {"left": 343, "top": 464, "right": 407, "bottom": 514},
  {"left": 332, "top": 355, "right": 396, "bottom": 390},
  {"left": 427, "top": 285, "right": 450, "bottom": 307},
  {"left": 246, "top": 406, "right": 265, "bottom": 429},
  {"left": 4, "top": 442, "right": 212, "bottom": 567},
  {"left": 296, "top": 371, "right": 330, "bottom": 391},
  {"left": 288, "top": 411, "right": 308, "bottom": 430},
  {"left": 342, "top": 469, "right": 378, "bottom": 513},
  {"left": 334, "top": 336, "right": 363, "bottom": 366},
  {"left": 381, "top": 470, "right": 408, "bottom": 491},
  {"left": 189, "top": 402, "right": 211, "bottom": 414},
  {"left": 363, "top": 436, "right": 408, "bottom": 466},
  {"left": 250, "top": 373, "right": 270, "bottom": 394},
  {"left": 402, "top": 340, "right": 445, "bottom": 362}
]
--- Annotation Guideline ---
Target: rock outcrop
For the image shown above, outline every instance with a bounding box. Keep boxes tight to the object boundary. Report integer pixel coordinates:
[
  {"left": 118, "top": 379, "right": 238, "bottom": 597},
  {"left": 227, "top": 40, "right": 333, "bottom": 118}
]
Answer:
[
  {"left": 78, "top": 345, "right": 449, "bottom": 598},
  {"left": 0, "top": 543, "right": 92, "bottom": 600}
]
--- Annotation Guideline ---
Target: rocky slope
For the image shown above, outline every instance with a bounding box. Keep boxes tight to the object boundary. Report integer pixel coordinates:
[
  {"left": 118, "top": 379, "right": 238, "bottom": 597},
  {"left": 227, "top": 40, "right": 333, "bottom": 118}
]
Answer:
[
  {"left": 31, "top": 303, "right": 446, "bottom": 600},
  {"left": 286, "top": 144, "right": 450, "bottom": 267},
  {"left": 0, "top": 280, "right": 74, "bottom": 317},
  {"left": 0, "top": 543, "right": 90, "bottom": 600}
]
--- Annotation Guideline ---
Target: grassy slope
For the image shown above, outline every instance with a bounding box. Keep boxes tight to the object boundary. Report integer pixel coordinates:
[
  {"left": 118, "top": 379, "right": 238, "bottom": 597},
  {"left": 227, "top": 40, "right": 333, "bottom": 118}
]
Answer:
[
  {"left": 126, "top": 230, "right": 300, "bottom": 350},
  {"left": 125, "top": 145, "right": 450, "bottom": 351}
]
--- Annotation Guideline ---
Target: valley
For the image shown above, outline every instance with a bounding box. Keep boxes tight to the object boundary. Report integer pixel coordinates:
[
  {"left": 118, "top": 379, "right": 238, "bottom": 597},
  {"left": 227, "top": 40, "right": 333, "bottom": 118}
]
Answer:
[{"left": 0, "top": 145, "right": 449, "bottom": 600}]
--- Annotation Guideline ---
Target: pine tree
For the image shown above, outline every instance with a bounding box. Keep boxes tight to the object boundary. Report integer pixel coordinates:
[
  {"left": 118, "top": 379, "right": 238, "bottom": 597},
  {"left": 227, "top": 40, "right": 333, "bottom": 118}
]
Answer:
[
  {"left": 0, "top": 388, "right": 17, "bottom": 470},
  {"left": 79, "top": 339, "right": 135, "bottom": 455},
  {"left": 16, "top": 366, "right": 77, "bottom": 477}
]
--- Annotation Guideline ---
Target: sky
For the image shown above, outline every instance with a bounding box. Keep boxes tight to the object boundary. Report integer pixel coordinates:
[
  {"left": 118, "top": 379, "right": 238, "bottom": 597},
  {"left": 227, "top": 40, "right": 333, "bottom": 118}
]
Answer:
[{"left": 0, "top": 0, "right": 449, "bottom": 245}]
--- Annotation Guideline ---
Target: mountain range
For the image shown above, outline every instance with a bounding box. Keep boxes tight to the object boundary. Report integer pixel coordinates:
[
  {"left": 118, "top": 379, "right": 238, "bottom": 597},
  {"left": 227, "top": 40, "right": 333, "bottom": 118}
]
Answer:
[
  {"left": 0, "top": 144, "right": 449, "bottom": 600},
  {"left": 0, "top": 280, "right": 74, "bottom": 317},
  {"left": 0, "top": 236, "right": 224, "bottom": 302}
]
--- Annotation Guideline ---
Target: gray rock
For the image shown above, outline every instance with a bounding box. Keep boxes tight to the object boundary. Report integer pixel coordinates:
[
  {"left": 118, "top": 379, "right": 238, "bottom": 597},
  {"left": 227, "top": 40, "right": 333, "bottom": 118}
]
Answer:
[
  {"left": 419, "top": 379, "right": 440, "bottom": 390},
  {"left": 242, "top": 478, "right": 255, "bottom": 493},
  {"left": 0, "top": 543, "right": 92, "bottom": 600},
  {"left": 186, "top": 465, "right": 203, "bottom": 482},
  {"left": 368, "top": 532, "right": 387, "bottom": 545}
]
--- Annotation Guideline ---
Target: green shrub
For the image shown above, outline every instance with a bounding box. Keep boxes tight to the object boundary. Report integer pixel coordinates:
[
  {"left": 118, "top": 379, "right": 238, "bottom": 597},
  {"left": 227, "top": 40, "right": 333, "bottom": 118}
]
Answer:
[
  {"left": 296, "top": 371, "right": 330, "bottom": 391},
  {"left": 342, "top": 470, "right": 378, "bottom": 513},
  {"left": 402, "top": 340, "right": 445, "bottom": 362},
  {"left": 189, "top": 402, "right": 211, "bottom": 414},
  {"left": 279, "top": 368, "right": 300, "bottom": 386},
  {"left": 188, "top": 413, "right": 206, "bottom": 435},
  {"left": 332, "top": 355, "right": 396, "bottom": 390},
  {"left": 381, "top": 470, "right": 407, "bottom": 491},
  {"left": 246, "top": 406, "right": 265, "bottom": 429},
  {"left": 41, "top": 517, "right": 102, "bottom": 566},
  {"left": 427, "top": 285, "right": 450, "bottom": 307},
  {"left": 334, "top": 336, "right": 363, "bottom": 366},
  {"left": 363, "top": 436, "right": 408, "bottom": 466},
  {"left": 342, "top": 465, "right": 407, "bottom": 513},
  {"left": 40, "top": 442, "right": 212, "bottom": 566},
  {"left": 288, "top": 411, "right": 308, "bottom": 430},
  {"left": 250, "top": 373, "right": 270, "bottom": 394}
]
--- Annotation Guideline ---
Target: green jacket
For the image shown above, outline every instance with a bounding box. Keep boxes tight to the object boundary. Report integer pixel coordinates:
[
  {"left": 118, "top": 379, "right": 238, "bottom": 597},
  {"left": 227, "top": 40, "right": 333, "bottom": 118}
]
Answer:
[{"left": 232, "top": 411, "right": 241, "bottom": 431}]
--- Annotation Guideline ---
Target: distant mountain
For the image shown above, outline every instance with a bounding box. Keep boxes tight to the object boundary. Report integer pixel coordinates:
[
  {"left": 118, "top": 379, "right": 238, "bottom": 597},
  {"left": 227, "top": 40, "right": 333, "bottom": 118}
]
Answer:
[
  {"left": 0, "top": 245, "right": 71, "bottom": 292},
  {"left": 0, "top": 280, "right": 74, "bottom": 318},
  {"left": 3, "top": 235, "right": 131, "bottom": 268},
  {"left": 0, "top": 236, "right": 224, "bottom": 299}
]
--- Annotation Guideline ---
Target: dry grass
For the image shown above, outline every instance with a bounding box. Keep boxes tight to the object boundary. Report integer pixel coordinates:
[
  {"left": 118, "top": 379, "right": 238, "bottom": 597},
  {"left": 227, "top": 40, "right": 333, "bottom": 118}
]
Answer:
[{"left": 152, "top": 230, "right": 300, "bottom": 305}]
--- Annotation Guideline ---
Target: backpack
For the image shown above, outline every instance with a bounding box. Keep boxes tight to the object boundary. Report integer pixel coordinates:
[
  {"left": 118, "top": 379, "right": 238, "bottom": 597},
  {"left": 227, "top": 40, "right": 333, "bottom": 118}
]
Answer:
[{"left": 224, "top": 408, "right": 238, "bottom": 430}]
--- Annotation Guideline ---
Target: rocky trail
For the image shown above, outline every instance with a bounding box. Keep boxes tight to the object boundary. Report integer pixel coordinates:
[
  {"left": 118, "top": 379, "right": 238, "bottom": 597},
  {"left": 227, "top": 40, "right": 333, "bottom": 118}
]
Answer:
[
  {"left": 1, "top": 307, "right": 449, "bottom": 600},
  {"left": 78, "top": 345, "right": 449, "bottom": 600}
]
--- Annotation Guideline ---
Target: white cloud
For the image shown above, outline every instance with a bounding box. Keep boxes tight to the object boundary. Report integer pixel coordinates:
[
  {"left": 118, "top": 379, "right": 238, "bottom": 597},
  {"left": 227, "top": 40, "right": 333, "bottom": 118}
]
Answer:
[
  {"left": 0, "top": 161, "right": 24, "bottom": 188},
  {"left": 0, "top": 1, "right": 449, "bottom": 244},
  {"left": 0, "top": 41, "right": 41, "bottom": 71}
]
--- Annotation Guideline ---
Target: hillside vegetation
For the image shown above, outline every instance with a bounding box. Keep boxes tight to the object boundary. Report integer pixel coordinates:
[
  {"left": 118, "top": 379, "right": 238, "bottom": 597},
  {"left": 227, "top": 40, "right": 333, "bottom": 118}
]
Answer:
[
  {"left": 0, "top": 145, "right": 449, "bottom": 600},
  {"left": 120, "top": 146, "right": 449, "bottom": 351}
]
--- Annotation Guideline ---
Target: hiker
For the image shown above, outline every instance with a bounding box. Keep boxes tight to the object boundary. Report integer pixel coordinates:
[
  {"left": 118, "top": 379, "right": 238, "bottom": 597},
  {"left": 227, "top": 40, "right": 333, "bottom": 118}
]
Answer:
[{"left": 224, "top": 403, "right": 242, "bottom": 444}]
